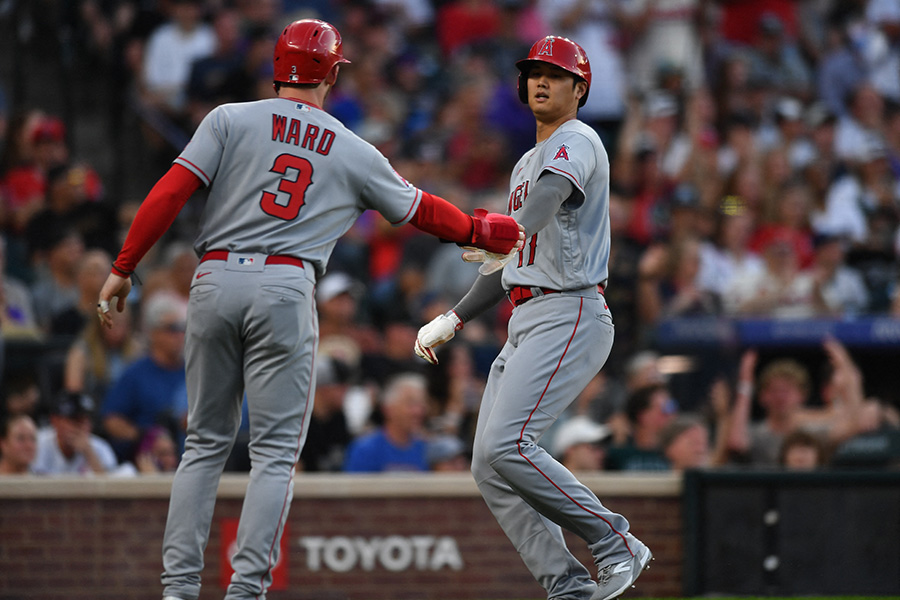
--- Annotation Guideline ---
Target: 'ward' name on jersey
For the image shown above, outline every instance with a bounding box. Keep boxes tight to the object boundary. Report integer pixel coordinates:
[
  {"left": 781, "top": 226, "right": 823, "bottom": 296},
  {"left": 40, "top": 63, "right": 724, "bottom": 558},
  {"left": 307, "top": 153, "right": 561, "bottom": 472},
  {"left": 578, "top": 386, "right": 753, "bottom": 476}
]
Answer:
[{"left": 271, "top": 114, "right": 336, "bottom": 156}]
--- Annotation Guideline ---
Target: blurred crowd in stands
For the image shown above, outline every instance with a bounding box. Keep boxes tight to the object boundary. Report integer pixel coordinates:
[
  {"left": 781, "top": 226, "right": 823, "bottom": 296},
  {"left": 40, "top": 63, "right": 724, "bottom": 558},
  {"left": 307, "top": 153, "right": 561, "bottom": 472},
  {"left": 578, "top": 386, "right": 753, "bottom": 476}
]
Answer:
[{"left": 1, "top": 0, "right": 900, "bottom": 477}]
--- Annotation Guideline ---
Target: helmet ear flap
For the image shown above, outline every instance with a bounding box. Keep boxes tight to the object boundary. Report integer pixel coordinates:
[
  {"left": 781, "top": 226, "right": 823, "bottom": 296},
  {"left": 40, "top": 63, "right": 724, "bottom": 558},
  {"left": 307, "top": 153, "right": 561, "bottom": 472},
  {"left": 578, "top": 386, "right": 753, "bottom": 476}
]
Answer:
[{"left": 517, "top": 72, "right": 528, "bottom": 104}]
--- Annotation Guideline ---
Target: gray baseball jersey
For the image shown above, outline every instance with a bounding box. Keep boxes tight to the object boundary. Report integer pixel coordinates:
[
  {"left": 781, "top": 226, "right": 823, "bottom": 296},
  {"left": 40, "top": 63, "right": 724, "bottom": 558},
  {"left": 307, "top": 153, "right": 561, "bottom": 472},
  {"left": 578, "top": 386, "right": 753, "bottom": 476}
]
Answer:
[
  {"left": 470, "top": 118, "right": 642, "bottom": 600},
  {"left": 175, "top": 97, "right": 421, "bottom": 277},
  {"left": 502, "top": 119, "right": 610, "bottom": 291}
]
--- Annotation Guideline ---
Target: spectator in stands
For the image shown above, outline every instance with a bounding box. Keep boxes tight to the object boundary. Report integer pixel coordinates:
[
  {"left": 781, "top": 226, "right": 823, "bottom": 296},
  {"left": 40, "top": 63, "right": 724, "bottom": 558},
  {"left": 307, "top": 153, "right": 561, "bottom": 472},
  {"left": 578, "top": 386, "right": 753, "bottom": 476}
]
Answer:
[
  {"left": 835, "top": 83, "right": 887, "bottom": 162},
  {"left": 29, "top": 227, "right": 84, "bottom": 332},
  {"left": 0, "top": 414, "right": 38, "bottom": 474},
  {"left": 778, "top": 428, "right": 827, "bottom": 470},
  {"left": 810, "top": 233, "right": 870, "bottom": 316},
  {"left": 435, "top": 0, "right": 500, "bottom": 58},
  {"left": 816, "top": 17, "right": 869, "bottom": 118},
  {"left": 550, "top": 415, "right": 610, "bottom": 473},
  {"left": 1, "top": 114, "right": 69, "bottom": 236},
  {"left": 299, "top": 356, "right": 353, "bottom": 473},
  {"left": 745, "top": 11, "right": 813, "bottom": 100},
  {"left": 723, "top": 230, "right": 819, "bottom": 318},
  {"left": 725, "top": 340, "right": 871, "bottom": 467},
  {"left": 1, "top": 370, "right": 40, "bottom": 421},
  {"left": 134, "top": 425, "right": 179, "bottom": 473},
  {"left": 48, "top": 249, "right": 112, "bottom": 337},
  {"left": 815, "top": 134, "right": 894, "bottom": 246},
  {"left": 24, "top": 162, "right": 113, "bottom": 257},
  {"left": 540, "top": 0, "right": 627, "bottom": 150},
  {"left": 618, "top": 0, "right": 704, "bottom": 95},
  {"left": 605, "top": 383, "right": 677, "bottom": 471},
  {"left": 32, "top": 392, "right": 118, "bottom": 475},
  {"left": 750, "top": 176, "right": 815, "bottom": 268},
  {"left": 423, "top": 340, "right": 484, "bottom": 443},
  {"left": 343, "top": 373, "right": 429, "bottom": 473},
  {"left": 0, "top": 235, "right": 40, "bottom": 339},
  {"left": 426, "top": 434, "right": 469, "bottom": 472},
  {"left": 140, "top": 0, "right": 216, "bottom": 117},
  {"left": 142, "top": 241, "right": 199, "bottom": 304},
  {"left": 698, "top": 195, "right": 765, "bottom": 300},
  {"left": 101, "top": 292, "right": 188, "bottom": 462},
  {"left": 659, "top": 414, "right": 713, "bottom": 471},
  {"left": 63, "top": 300, "right": 143, "bottom": 408},
  {"left": 637, "top": 235, "right": 720, "bottom": 322}
]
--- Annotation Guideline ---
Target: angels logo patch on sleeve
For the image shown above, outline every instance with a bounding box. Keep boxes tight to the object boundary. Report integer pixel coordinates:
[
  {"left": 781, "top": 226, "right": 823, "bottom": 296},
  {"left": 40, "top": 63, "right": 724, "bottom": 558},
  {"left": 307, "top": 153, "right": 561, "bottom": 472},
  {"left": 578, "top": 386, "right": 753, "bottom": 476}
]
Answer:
[{"left": 553, "top": 144, "right": 570, "bottom": 161}]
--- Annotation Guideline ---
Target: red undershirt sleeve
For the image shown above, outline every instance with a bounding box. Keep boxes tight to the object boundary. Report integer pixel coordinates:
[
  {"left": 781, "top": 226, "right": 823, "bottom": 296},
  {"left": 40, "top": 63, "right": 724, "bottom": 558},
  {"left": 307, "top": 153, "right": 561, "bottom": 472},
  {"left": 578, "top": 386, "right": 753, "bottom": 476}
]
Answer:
[
  {"left": 112, "top": 163, "right": 202, "bottom": 276},
  {"left": 408, "top": 191, "right": 475, "bottom": 243}
]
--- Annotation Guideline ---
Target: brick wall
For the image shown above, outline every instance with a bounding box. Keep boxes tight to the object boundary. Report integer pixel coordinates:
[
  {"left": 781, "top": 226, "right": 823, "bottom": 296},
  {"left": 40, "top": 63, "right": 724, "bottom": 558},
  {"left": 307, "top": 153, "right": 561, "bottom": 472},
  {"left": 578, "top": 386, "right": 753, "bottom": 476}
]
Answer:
[{"left": 0, "top": 474, "right": 681, "bottom": 600}]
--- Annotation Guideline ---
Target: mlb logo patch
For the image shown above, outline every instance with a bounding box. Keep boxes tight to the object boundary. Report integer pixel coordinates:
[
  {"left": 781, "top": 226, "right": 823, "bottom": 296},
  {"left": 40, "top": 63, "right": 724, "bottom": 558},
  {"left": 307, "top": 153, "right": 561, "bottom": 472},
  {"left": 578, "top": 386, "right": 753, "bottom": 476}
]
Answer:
[{"left": 238, "top": 257, "right": 255, "bottom": 266}]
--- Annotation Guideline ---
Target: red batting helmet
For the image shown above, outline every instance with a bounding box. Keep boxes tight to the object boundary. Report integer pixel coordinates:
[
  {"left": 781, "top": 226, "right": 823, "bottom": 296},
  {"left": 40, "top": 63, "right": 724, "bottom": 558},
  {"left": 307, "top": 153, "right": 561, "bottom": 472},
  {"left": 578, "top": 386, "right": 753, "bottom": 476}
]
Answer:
[
  {"left": 273, "top": 19, "right": 350, "bottom": 85},
  {"left": 516, "top": 36, "right": 591, "bottom": 107}
]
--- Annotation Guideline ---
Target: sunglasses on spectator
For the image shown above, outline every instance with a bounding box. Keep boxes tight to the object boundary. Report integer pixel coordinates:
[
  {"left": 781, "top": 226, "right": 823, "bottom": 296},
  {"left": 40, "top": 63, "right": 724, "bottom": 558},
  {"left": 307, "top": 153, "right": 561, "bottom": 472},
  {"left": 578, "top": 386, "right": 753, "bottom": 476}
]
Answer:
[{"left": 159, "top": 321, "right": 186, "bottom": 333}]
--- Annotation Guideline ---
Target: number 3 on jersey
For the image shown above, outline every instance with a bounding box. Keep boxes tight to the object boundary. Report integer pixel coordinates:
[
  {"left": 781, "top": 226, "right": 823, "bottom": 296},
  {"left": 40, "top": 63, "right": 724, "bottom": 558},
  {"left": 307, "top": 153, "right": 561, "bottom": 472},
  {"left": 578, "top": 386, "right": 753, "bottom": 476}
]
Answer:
[{"left": 260, "top": 153, "right": 314, "bottom": 220}]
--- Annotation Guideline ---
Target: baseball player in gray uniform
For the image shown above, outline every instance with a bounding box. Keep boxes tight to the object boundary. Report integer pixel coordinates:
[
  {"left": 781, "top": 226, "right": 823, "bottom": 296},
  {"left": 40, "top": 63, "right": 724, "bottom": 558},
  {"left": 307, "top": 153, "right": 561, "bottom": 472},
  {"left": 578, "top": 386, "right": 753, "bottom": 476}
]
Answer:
[
  {"left": 414, "top": 36, "right": 652, "bottom": 600},
  {"left": 97, "top": 19, "right": 522, "bottom": 600}
]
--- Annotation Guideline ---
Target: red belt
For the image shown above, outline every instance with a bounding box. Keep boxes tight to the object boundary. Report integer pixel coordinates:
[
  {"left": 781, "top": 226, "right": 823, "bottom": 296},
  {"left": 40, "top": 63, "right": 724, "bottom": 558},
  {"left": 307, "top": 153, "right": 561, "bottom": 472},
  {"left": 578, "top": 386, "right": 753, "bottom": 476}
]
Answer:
[
  {"left": 200, "top": 250, "right": 305, "bottom": 268},
  {"left": 508, "top": 284, "right": 605, "bottom": 307}
]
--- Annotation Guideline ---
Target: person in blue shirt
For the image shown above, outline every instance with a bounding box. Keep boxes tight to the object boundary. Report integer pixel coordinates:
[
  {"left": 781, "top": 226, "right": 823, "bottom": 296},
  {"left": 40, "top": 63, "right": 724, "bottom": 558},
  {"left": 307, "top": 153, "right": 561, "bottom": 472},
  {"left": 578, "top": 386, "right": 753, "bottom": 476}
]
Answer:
[
  {"left": 343, "top": 372, "right": 429, "bottom": 473},
  {"left": 102, "top": 292, "right": 188, "bottom": 462}
]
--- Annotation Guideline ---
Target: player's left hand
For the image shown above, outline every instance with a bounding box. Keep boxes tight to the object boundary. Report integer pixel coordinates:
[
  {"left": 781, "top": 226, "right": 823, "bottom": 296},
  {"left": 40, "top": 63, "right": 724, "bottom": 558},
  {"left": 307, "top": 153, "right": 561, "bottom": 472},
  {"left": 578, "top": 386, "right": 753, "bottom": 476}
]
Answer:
[
  {"left": 469, "top": 209, "right": 525, "bottom": 255},
  {"left": 460, "top": 246, "right": 518, "bottom": 275},
  {"left": 414, "top": 310, "right": 464, "bottom": 365},
  {"left": 97, "top": 272, "right": 132, "bottom": 329}
]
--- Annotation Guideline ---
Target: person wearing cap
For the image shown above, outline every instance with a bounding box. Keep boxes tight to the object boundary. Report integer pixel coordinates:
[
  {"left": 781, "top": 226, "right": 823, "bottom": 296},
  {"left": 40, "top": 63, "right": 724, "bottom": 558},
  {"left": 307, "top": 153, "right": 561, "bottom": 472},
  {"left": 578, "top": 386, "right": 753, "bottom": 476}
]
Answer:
[
  {"left": 551, "top": 415, "right": 610, "bottom": 472},
  {"left": 32, "top": 392, "right": 119, "bottom": 475},
  {"left": 426, "top": 434, "right": 469, "bottom": 472}
]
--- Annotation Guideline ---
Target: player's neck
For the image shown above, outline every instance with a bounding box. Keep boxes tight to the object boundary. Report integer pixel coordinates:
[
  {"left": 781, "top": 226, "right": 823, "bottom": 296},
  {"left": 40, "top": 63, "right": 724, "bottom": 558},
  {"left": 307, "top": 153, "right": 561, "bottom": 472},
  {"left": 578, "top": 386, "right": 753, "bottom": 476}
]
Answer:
[
  {"left": 277, "top": 88, "right": 327, "bottom": 110},
  {"left": 535, "top": 114, "right": 576, "bottom": 143}
]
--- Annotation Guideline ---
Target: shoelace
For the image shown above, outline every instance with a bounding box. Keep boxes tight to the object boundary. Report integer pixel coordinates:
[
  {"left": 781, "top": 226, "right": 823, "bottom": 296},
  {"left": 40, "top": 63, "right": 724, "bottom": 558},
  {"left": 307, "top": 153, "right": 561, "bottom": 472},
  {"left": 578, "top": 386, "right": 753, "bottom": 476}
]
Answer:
[{"left": 597, "top": 564, "right": 613, "bottom": 586}]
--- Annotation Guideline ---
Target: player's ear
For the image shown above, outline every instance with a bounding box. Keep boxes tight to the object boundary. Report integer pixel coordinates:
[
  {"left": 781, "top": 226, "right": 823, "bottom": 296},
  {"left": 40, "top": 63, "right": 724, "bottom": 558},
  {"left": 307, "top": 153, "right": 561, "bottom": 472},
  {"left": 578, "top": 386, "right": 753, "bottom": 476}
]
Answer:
[
  {"left": 325, "top": 64, "right": 340, "bottom": 86},
  {"left": 574, "top": 80, "right": 587, "bottom": 103}
]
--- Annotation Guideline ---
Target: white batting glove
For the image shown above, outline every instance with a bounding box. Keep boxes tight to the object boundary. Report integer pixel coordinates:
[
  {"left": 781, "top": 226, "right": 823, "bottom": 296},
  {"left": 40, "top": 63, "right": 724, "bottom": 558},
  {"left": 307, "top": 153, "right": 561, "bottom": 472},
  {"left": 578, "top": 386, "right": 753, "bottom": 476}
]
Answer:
[
  {"left": 414, "top": 310, "right": 464, "bottom": 365},
  {"left": 460, "top": 246, "right": 518, "bottom": 275}
]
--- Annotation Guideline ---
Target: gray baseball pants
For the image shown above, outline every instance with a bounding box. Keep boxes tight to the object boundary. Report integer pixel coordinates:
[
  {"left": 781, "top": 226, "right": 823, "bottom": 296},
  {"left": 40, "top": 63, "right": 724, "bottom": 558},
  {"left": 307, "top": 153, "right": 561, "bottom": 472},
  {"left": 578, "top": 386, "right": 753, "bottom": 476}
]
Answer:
[
  {"left": 161, "top": 255, "right": 317, "bottom": 600},
  {"left": 471, "top": 289, "right": 633, "bottom": 600}
]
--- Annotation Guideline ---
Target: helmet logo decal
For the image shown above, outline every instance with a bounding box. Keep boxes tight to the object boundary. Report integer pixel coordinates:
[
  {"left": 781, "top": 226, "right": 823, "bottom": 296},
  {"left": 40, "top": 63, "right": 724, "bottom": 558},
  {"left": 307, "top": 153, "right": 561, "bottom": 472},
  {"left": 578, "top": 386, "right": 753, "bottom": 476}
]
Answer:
[{"left": 537, "top": 38, "right": 553, "bottom": 57}]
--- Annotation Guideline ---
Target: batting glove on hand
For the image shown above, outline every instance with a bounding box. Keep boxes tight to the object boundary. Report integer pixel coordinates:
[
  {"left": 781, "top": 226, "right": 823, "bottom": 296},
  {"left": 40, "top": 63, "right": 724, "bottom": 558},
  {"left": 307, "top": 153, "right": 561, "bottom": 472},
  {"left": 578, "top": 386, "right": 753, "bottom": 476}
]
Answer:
[
  {"left": 469, "top": 209, "right": 525, "bottom": 255},
  {"left": 461, "top": 246, "right": 518, "bottom": 275},
  {"left": 414, "top": 310, "right": 464, "bottom": 365}
]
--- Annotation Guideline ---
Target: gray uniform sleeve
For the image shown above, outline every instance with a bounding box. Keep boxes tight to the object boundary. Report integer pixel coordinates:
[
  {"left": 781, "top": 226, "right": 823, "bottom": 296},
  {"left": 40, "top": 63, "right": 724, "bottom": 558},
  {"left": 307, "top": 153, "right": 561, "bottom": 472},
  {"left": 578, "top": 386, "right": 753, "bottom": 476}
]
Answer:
[{"left": 452, "top": 173, "right": 574, "bottom": 323}]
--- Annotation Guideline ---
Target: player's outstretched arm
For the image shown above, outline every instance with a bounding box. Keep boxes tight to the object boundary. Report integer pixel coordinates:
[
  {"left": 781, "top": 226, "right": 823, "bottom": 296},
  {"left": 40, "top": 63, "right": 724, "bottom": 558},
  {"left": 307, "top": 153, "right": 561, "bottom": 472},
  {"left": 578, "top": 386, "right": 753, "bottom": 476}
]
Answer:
[
  {"left": 408, "top": 191, "right": 524, "bottom": 255},
  {"left": 458, "top": 173, "right": 572, "bottom": 273}
]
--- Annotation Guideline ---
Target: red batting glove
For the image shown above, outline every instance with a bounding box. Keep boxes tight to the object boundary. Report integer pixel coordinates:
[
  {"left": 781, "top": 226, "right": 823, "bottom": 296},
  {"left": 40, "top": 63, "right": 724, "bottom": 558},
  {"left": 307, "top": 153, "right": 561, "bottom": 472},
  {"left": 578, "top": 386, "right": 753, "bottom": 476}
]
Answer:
[{"left": 469, "top": 209, "right": 523, "bottom": 254}]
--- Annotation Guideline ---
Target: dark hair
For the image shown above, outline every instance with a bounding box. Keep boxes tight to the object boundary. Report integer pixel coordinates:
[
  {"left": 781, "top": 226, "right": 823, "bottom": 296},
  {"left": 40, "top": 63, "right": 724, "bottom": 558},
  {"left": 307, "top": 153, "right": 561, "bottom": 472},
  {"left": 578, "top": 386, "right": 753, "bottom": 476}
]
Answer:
[
  {"left": 778, "top": 429, "right": 827, "bottom": 466},
  {"left": 273, "top": 81, "right": 321, "bottom": 93},
  {"left": 625, "top": 383, "right": 668, "bottom": 424}
]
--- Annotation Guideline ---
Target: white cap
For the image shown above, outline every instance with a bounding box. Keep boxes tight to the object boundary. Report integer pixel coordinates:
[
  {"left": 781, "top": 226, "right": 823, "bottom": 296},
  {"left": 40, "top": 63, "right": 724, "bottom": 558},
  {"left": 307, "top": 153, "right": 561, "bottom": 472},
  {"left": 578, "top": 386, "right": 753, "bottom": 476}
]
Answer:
[
  {"left": 552, "top": 416, "right": 611, "bottom": 457},
  {"left": 316, "top": 272, "right": 360, "bottom": 304}
]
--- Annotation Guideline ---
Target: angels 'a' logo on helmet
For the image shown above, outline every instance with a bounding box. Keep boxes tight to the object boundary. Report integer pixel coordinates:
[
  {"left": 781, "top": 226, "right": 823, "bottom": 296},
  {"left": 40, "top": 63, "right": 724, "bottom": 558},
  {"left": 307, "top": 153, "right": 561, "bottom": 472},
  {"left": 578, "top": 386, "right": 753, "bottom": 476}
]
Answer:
[{"left": 537, "top": 38, "right": 553, "bottom": 57}]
